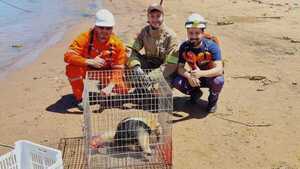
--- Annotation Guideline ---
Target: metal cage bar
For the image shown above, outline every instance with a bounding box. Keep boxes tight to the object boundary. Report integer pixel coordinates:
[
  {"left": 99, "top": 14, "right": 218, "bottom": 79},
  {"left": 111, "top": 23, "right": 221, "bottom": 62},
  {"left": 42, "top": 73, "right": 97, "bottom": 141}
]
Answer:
[{"left": 83, "top": 69, "right": 173, "bottom": 169}]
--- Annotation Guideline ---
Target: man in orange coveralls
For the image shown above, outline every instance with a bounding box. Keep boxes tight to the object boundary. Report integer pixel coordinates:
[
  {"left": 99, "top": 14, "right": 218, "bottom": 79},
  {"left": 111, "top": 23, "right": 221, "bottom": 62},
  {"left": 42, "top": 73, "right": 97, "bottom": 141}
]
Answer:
[{"left": 64, "top": 9, "right": 128, "bottom": 110}]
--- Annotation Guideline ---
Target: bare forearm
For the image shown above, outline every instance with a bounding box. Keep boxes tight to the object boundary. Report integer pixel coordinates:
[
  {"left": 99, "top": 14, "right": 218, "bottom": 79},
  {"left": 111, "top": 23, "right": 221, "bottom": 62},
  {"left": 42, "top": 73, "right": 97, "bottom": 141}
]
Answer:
[
  {"left": 197, "top": 67, "right": 223, "bottom": 78},
  {"left": 191, "top": 61, "right": 224, "bottom": 78},
  {"left": 178, "top": 65, "right": 191, "bottom": 79}
]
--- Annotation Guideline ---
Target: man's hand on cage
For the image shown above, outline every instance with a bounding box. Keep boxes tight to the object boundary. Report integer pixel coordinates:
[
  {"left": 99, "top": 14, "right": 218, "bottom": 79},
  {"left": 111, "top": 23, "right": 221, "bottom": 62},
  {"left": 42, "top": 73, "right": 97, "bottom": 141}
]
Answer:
[
  {"left": 86, "top": 56, "right": 106, "bottom": 69},
  {"left": 100, "top": 82, "right": 116, "bottom": 96}
]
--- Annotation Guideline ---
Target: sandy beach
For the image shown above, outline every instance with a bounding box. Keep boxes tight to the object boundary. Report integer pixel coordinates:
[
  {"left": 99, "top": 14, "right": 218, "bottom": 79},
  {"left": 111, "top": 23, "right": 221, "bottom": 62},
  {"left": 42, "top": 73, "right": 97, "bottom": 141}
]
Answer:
[{"left": 0, "top": 0, "right": 300, "bottom": 168}]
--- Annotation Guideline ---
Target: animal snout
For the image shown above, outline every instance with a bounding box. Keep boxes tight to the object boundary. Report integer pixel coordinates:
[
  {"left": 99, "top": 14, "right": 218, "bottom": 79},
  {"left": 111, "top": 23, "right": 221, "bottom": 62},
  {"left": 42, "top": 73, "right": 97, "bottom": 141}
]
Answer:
[{"left": 144, "top": 148, "right": 152, "bottom": 156}]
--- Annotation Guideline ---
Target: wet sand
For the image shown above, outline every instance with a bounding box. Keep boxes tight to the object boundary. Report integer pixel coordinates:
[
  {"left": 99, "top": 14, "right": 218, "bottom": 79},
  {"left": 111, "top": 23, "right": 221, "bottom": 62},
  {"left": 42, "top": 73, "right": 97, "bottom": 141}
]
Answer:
[{"left": 0, "top": 0, "right": 300, "bottom": 168}]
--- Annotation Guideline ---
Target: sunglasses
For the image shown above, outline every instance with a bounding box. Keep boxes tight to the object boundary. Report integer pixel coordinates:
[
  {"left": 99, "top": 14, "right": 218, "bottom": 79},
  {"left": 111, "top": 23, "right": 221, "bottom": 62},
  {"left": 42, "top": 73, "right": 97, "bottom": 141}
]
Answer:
[
  {"left": 96, "top": 26, "right": 113, "bottom": 30},
  {"left": 185, "top": 21, "right": 206, "bottom": 29}
]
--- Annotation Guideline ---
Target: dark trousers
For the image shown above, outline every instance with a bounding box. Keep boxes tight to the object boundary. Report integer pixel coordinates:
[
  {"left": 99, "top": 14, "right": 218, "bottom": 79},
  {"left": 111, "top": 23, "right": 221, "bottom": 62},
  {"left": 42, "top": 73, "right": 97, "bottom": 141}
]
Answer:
[{"left": 172, "top": 75, "right": 224, "bottom": 106}]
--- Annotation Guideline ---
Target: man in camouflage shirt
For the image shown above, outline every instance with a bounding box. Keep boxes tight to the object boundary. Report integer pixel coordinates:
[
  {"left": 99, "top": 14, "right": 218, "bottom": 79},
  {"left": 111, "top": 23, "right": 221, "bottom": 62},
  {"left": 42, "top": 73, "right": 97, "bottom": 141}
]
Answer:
[{"left": 127, "top": 3, "right": 179, "bottom": 86}]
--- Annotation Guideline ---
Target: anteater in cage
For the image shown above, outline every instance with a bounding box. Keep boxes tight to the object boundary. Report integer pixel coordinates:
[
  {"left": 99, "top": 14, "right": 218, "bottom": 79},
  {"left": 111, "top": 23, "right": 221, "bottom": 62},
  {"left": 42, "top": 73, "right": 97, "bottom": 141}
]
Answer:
[{"left": 90, "top": 117, "right": 162, "bottom": 156}]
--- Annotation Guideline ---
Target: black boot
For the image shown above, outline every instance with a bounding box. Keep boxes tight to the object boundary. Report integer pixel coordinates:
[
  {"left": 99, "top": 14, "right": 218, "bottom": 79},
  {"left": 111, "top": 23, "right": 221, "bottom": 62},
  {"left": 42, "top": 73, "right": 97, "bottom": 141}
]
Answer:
[
  {"left": 190, "top": 88, "right": 203, "bottom": 104},
  {"left": 207, "top": 92, "right": 219, "bottom": 113},
  {"left": 207, "top": 104, "right": 217, "bottom": 113}
]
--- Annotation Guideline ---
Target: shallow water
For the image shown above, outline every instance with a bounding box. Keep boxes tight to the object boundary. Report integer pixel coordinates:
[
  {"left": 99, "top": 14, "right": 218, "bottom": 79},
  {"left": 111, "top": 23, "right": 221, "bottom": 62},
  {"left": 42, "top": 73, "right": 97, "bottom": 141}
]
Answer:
[{"left": 0, "top": 0, "right": 102, "bottom": 78}]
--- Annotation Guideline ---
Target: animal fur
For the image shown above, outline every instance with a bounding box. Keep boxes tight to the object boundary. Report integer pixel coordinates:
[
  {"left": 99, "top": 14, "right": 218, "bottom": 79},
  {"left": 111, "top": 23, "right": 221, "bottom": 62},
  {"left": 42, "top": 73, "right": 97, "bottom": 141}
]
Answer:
[{"left": 90, "top": 117, "right": 162, "bottom": 156}]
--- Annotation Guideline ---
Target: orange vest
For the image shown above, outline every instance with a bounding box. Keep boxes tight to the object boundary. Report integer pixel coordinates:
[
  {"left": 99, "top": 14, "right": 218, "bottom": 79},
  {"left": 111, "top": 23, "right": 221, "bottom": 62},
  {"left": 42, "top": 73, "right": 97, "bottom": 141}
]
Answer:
[
  {"left": 64, "top": 29, "right": 127, "bottom": 68},
  {"left": 64, "top": 29, "right": 129, "bottom": 94}
]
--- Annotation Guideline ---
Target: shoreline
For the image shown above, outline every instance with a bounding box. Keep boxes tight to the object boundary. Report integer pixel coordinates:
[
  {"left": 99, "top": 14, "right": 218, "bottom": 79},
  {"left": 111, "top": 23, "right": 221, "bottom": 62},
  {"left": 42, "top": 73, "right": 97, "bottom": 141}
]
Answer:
[
  {"left": 0, "top": 0, "right": 102, "bottom": 79},
  {"left": 0, "top": 0, "right": 299, "bottom": 168},
  {"left": 0, "top": 28, "right": 66, "bottom": 79},
  {"left": 0, "top": 18, "right": 93, "bottom": 81}
]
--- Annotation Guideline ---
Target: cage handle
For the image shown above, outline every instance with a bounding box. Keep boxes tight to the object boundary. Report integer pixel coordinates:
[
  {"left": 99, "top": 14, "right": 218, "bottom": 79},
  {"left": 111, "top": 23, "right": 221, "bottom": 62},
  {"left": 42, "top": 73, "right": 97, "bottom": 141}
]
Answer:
[{"left": 0, "top": 143, "right": 14, "bottom": 150}]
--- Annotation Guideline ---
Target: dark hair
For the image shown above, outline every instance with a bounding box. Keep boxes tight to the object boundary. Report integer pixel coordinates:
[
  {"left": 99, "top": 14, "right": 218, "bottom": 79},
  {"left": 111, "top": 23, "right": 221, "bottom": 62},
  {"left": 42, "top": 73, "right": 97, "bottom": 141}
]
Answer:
[{"left": 149, "top": 9, "right": 162, "bottom": 13}]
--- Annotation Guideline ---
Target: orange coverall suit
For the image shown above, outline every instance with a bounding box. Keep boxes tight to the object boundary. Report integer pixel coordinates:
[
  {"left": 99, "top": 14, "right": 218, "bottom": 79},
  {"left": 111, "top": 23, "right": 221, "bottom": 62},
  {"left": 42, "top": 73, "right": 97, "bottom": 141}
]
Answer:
[{"left": 64, "top": 30, "right": 128, "bottom": 102}]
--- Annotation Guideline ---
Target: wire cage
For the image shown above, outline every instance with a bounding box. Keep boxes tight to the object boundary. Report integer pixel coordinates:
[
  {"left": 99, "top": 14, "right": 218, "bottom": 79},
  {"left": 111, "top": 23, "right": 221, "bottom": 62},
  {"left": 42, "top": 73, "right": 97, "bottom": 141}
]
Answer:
[{"left": 82, "top": 69, "right": 173, "bottom": 169}]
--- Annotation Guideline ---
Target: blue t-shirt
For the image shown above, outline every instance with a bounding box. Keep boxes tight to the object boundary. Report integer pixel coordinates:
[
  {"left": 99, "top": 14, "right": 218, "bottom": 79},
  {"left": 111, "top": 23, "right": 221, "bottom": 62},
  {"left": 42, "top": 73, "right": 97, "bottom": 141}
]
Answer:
[{"left": 178, "top": 38, "right": 221, "bottom": 70}]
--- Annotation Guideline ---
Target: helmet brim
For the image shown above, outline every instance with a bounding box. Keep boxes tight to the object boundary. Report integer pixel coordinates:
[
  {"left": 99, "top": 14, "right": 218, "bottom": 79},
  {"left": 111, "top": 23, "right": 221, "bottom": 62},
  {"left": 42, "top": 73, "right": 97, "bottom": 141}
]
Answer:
[
  {"left": 185, "top": 23, "right": 206, "bottom": 29},
  {"left": 95, "top": 21, "right": 114, "bottom": 27}
]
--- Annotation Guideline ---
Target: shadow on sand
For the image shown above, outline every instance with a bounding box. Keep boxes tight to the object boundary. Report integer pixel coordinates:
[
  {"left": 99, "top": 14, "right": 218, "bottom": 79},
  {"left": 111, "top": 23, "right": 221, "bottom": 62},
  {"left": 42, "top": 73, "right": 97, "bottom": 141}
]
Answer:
[
  {"left": 46, "top": 94, "right": 82, "bottom": 114},
  {"left": 171, "top": 96, "right": 209, "bottom": 123}
]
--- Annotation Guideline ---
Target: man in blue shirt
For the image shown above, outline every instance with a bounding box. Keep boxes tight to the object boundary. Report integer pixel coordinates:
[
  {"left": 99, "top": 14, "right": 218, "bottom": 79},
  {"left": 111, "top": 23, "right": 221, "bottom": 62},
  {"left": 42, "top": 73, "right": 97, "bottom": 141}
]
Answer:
[{"left": 172, "top": 13, "right": 224, "bottom": 113}]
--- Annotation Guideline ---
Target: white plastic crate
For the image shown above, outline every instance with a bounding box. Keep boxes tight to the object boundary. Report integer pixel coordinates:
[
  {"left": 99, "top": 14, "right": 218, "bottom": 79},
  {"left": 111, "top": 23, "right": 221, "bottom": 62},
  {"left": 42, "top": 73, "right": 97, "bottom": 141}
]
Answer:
[{"left": 0, "top": 140, "right": 63, "bottom": 169}]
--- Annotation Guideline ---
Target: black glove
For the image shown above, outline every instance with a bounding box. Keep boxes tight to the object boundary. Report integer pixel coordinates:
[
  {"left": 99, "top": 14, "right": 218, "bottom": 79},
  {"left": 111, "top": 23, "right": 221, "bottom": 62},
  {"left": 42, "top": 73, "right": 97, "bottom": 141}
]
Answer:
[
  {"left": 132, "top": 66, "right": 152, "bottom": 90},
  {"left": 133, "top": 65, "right": 145, "bottom": 76}
]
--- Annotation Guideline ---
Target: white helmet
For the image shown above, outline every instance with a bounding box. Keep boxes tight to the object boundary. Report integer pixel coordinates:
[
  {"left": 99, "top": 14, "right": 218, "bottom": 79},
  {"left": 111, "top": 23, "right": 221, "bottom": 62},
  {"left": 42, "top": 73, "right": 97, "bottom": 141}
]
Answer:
[
  {"left": 95, "top": 9, "right": 115, "bottom": 27},
  {"left": 185, "top": 13, "right": 207, "bottom": 29}
]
